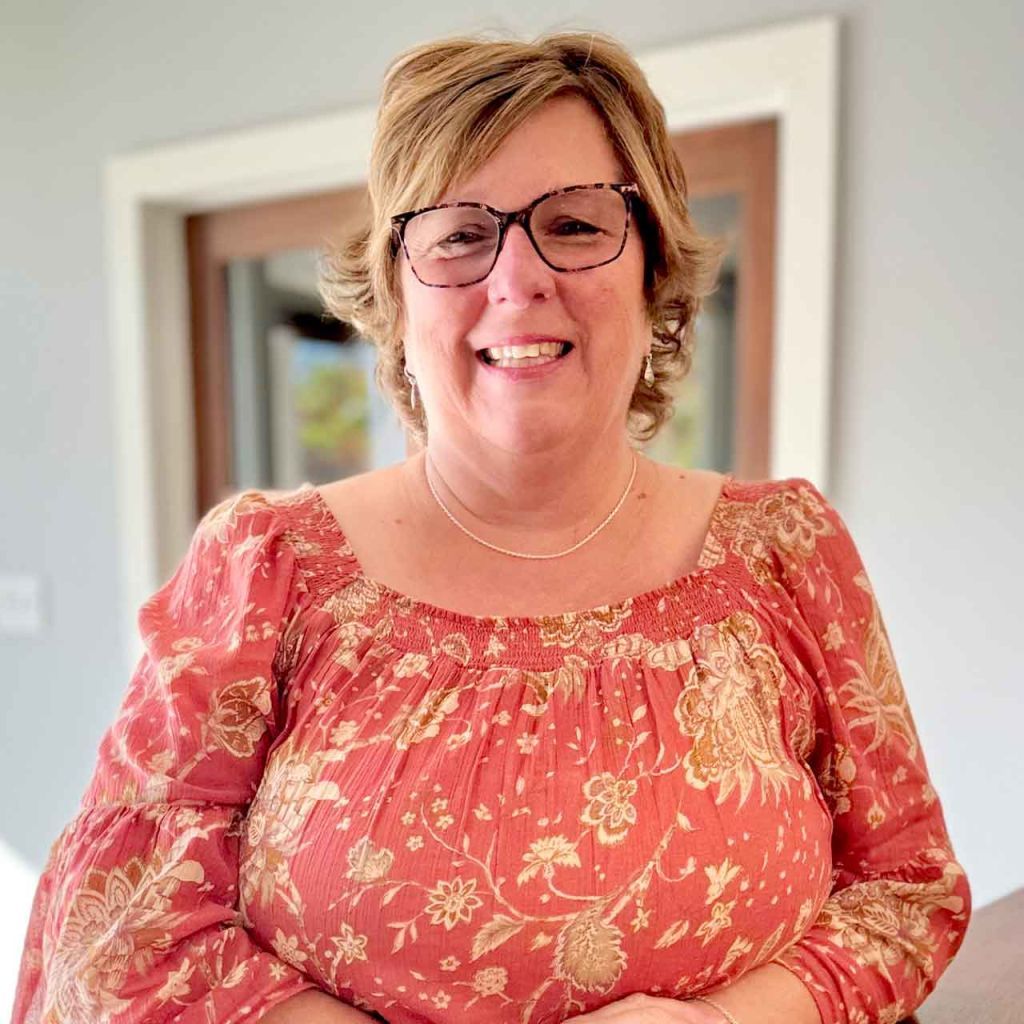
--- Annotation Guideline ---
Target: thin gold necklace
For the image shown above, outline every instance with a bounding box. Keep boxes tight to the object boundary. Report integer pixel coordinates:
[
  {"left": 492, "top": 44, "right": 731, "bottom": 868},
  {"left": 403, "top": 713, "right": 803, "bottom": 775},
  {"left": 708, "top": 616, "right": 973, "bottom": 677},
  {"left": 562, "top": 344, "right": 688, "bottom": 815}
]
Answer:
[{"left": 423, "top": 452, "right": 639, "bottom": 561}]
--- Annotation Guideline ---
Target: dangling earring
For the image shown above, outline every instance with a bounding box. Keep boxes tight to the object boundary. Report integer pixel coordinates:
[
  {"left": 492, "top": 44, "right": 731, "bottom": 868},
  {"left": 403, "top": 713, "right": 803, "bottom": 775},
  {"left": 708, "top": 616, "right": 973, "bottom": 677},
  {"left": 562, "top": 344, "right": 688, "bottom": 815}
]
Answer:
[
  {"left": 643, "top": 351, "right": 655, "bottom": 386},
  {"left": 403, "top": 367, "right": 418, "bottom": 410}
]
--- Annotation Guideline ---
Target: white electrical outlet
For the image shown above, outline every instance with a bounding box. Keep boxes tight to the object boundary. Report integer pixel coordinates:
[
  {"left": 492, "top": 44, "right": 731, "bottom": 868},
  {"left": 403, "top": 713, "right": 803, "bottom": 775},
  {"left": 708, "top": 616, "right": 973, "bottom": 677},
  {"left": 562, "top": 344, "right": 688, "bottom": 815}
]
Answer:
[{"left": 0, "top": 574, "right": 44, "bottom": 635}]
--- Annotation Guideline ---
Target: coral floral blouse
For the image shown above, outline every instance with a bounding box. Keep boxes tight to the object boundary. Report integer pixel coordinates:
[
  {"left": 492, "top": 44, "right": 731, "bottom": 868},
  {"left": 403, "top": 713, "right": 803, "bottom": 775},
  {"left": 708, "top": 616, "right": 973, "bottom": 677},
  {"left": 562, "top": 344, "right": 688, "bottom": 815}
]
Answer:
[{"left": 14, "top": 476, "right": 970, "bottom": 1024}]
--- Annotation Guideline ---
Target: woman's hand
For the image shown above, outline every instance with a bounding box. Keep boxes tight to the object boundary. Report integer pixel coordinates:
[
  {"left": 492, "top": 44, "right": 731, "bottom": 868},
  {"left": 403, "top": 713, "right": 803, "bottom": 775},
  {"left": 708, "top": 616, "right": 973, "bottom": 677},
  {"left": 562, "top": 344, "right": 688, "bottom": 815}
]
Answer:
[
  {"left": 562, "top": 992, "right": 729, "bottom": 1023},
  {"left": 261, "top": 989, "right": 383, "bottom": 1023}
]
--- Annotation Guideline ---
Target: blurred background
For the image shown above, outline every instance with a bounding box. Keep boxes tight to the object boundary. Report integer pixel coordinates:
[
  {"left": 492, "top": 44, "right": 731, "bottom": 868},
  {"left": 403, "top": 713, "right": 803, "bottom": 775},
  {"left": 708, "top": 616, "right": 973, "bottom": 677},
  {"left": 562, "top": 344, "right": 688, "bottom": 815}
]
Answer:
[{"left": 1, "top": 0, "right": 1021, "bottom": 1014}]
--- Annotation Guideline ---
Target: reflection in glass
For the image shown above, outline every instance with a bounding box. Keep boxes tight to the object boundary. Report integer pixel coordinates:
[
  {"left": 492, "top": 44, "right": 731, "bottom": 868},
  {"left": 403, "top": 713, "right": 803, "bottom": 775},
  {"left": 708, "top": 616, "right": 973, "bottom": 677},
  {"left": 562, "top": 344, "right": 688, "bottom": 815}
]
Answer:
[
  {"left": 644, "top": 193, "right": 738, "bottom": 472},
  {"left": 225, "top": 249, "right": 406, "bottom": 491}
]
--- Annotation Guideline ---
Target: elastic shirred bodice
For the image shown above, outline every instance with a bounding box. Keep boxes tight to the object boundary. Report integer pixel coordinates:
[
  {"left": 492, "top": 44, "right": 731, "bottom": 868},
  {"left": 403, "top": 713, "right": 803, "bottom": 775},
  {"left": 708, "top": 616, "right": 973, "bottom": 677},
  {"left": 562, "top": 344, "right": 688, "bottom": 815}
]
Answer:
[{"left": 283, "top": 477, "right": 754, "bottom": 669}]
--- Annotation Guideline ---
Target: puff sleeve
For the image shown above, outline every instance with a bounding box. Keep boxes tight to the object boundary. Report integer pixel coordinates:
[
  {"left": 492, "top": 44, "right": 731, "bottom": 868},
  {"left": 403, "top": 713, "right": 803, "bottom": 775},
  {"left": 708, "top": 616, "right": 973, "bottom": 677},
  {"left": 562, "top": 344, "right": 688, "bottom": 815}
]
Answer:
[
  {"left": 13, "top": 491, "right": 318, "bottom": 1023},
  {"left": 768, "top": 479, "right": 971, "bottom": 1023}
]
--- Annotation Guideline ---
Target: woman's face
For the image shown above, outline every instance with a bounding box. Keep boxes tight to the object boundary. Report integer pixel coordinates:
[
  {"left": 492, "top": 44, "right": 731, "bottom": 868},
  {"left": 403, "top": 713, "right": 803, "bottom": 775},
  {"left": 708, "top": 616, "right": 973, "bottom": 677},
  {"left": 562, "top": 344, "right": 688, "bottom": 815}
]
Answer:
[{"left": 397, "top": 94, "right": 650, "bottom": 457}]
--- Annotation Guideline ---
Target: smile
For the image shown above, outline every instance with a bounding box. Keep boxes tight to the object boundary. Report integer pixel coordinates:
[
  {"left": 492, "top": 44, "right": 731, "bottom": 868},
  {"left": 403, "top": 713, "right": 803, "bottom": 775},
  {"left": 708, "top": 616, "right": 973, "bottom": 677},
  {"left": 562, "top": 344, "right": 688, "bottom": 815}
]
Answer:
[{"left": 477, "top": 341, "right": 574, "bottom": 368}]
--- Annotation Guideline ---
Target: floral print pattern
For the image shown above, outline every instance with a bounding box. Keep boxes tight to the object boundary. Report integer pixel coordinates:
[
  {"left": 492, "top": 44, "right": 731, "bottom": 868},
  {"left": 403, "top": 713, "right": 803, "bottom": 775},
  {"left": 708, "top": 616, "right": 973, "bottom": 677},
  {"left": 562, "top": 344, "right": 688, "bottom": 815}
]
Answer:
[
  {"left": 675, "top": 612, "right": 801, "bottom": 806},
  {"left": 13, "top": 476, "right": 970, "bottom": 1024}
]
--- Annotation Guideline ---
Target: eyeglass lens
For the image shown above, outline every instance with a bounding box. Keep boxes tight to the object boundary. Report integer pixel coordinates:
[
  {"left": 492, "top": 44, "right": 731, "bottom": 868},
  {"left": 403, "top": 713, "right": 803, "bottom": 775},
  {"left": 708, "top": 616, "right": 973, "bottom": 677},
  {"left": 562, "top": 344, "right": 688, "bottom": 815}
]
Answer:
[{"left": 402, "top": 187, "right": 629, "bottom": 286}]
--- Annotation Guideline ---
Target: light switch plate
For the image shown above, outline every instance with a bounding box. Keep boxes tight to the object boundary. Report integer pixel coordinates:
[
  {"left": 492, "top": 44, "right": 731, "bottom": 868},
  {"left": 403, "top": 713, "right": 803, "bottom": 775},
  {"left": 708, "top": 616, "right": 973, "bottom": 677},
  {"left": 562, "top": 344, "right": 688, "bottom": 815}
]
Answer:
[{"left": 0, "top": 574, "right": 44, "bottom": 635}]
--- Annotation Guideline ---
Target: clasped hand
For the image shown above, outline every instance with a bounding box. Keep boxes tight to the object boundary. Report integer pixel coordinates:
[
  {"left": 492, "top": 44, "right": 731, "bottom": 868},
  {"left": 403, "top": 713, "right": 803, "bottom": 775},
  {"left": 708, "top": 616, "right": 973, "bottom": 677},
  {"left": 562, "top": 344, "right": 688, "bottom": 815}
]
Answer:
[{"left": 563, "top": 992, "right": 728, "bottom": 1023}]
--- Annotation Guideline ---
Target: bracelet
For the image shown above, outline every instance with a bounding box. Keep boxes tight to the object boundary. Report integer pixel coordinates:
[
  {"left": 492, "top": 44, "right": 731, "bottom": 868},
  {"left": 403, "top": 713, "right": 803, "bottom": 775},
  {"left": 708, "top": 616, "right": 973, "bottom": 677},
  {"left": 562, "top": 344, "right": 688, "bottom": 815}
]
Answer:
[{"left": 691, "top": 995, "right": 742, "bottom": 1024}]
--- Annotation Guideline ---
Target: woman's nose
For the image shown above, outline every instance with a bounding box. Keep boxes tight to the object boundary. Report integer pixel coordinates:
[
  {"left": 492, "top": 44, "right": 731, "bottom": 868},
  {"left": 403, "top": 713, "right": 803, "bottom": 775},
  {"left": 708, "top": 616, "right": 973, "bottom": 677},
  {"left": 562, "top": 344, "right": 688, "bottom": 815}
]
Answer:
[{"left": 485, "top": 224, "right": 556, "bottom": 307}]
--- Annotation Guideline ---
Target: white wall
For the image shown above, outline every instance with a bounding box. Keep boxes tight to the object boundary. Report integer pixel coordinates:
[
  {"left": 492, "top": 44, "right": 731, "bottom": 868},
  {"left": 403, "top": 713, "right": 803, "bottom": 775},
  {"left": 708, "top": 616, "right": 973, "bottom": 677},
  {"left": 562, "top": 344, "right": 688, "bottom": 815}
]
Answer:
[
  {"left": 1, "top": 0, "right": 1021, "bottom": 990},
  {"left": 0, "top": 842, "right": 36, "bottom": 1017}
]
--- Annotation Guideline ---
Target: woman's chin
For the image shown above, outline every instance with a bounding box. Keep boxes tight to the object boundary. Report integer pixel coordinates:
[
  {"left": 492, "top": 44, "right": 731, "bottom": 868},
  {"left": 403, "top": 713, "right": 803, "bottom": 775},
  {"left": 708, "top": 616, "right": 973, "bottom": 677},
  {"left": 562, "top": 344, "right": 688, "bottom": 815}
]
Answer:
[{"left": 478, "top": 415, "right": 587, "bottom": 456}]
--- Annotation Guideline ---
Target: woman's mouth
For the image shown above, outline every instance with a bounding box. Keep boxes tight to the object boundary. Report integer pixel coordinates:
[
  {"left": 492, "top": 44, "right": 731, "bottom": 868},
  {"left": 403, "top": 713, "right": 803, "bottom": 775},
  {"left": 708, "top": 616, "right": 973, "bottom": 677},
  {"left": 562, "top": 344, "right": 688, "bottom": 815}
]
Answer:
[{"left": 477, "top": 340, "right": 574, "bottom": 368}]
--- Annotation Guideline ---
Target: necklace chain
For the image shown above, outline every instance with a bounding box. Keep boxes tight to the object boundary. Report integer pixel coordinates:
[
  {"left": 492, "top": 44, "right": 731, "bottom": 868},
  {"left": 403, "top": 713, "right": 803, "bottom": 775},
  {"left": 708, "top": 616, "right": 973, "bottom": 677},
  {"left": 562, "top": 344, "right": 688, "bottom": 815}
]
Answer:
[{"left": 423, "top": 453, "right": 639, "bottom": 561}]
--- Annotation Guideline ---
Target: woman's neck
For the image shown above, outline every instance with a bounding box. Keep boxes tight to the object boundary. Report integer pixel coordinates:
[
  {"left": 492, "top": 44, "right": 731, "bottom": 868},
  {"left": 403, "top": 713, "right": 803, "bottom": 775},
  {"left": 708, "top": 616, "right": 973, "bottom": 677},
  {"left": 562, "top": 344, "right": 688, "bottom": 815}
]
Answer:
[{"left": 409, "top": 432, "right": 644, "bottom": 547}]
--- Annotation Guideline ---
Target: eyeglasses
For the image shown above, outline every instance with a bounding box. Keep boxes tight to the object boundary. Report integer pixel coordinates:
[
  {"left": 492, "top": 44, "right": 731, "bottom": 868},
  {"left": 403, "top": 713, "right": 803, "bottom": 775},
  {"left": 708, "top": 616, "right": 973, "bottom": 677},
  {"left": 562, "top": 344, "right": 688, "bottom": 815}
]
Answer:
[{"left": 391, "top": 182, "right": 640, "bottom": 288}]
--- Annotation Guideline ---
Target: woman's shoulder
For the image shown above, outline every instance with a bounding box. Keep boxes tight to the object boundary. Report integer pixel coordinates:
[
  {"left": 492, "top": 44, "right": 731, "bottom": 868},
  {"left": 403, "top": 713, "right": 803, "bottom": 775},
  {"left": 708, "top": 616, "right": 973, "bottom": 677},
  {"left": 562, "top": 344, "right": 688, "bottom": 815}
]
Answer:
[
  {"left": 688, "top": 470, "right": 837, "bottom": 576},
  {"left": 645, "top": 461, "right": 826, "bottom": 531},
  {"left": 193, "top": 483, "right": 321, "bottom": 543},
  {"left": 714, "top": 471, "right": 829, "bottom": 516},
  {"left": 192, "top": 481, "right": 363, "bottom": 578},
  {"left": 313, "top": 461, "right": 408, "bottom": 524},
  {"left": 199, "top": 463, "right": 405, "bottom": 534},
  {"left": 721, "top": 470, "right": 820, "bottom": 498},
  {"left": 645, "top": 458, "right": 822, "bottom": 504}
]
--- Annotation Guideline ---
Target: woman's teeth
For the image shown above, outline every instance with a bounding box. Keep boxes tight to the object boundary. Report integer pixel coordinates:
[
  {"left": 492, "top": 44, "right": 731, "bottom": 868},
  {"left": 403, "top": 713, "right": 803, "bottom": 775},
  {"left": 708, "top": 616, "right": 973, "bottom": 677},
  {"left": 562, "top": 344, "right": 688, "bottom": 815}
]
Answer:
[{"left": 480, "top": 341, "right": 570, "bottom": 368}]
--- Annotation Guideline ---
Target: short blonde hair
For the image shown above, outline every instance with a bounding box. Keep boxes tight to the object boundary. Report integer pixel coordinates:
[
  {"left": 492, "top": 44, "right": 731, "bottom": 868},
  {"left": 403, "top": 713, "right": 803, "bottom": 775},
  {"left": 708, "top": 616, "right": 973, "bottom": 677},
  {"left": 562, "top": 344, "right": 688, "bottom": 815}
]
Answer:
[{"left": 319, "top": 31, "right": 723, "bottom": 442}]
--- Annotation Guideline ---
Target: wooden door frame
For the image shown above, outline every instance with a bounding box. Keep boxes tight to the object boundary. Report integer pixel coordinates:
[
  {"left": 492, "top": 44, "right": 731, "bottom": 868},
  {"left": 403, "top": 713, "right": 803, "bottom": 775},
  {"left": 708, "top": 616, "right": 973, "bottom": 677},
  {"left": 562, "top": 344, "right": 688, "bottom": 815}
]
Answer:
[
  {"left": 105, "top": 17, "right": 838, "bottom": 670},
  {"left": 185, "top": 189, "right": 368, "bottom": 513},
  {"left": 674, "top": 119, "right": 777, "bottom": 480}
]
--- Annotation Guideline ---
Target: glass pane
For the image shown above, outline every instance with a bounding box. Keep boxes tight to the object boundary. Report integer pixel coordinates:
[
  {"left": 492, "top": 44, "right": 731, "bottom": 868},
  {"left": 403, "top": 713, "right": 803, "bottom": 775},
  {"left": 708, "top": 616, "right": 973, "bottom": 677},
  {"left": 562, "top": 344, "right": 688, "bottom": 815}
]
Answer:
[
  {"left": 643, "top": 192, "right": 739, "bottom": 472},
  {"left": 224, "top": 248, "right": 406, "bottom": 490}
]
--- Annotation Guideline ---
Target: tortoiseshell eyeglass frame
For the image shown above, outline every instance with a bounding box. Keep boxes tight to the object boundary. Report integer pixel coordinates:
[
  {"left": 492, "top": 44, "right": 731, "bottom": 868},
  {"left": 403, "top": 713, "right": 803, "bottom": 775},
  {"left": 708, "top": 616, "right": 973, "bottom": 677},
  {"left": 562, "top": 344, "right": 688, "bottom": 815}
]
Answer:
[{"left": 389, "top": 182, "right": 641, "bottom": 288}]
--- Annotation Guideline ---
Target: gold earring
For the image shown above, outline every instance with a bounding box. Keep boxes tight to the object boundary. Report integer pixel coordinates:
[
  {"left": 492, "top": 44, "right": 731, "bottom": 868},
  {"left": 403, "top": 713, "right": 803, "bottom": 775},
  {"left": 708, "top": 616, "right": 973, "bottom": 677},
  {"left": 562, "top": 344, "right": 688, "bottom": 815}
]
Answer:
[
  {"left": 403, "top": 367, "right": 418, "bottom": 410},
  {"left": 643, "top": 352, "right": 655, "bottom": 386}
]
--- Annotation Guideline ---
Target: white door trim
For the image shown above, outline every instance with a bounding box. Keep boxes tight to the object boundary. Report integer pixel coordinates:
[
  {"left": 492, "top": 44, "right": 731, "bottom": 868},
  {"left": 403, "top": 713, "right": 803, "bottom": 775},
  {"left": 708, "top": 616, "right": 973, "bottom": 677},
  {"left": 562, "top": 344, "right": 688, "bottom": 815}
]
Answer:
[{"left": 105, "top": 16, "right": 838, "bottom": 666}]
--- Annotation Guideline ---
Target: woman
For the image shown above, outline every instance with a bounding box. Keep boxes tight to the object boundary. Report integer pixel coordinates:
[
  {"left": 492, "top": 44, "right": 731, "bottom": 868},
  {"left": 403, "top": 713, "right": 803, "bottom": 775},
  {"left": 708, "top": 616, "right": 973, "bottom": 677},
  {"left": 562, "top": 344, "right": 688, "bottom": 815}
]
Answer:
[{"left": 15, "top": 32, "right": 969, "bottom": 1024}]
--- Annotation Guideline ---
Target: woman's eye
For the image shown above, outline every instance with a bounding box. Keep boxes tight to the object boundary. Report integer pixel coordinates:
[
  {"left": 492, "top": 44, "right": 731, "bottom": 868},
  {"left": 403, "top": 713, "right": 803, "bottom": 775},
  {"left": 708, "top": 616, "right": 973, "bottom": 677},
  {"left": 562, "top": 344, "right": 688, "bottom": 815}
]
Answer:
[
  {"left": 429, "top": 227, "right": 492, "bottom": 254},
  {"left": 550, "top": 218, "right": 603, "bottom": 236}
]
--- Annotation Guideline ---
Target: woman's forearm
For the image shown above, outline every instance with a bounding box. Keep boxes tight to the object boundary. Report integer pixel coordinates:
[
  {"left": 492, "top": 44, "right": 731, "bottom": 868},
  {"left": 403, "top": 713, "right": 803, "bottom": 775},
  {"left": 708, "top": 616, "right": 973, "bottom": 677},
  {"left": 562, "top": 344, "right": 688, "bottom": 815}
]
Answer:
[
  {"left": 702, "top": 963, "right": 821, "bottom": 1024},
  {"left": 261, "top": 989, "right": 382, "bottom": 1023}
]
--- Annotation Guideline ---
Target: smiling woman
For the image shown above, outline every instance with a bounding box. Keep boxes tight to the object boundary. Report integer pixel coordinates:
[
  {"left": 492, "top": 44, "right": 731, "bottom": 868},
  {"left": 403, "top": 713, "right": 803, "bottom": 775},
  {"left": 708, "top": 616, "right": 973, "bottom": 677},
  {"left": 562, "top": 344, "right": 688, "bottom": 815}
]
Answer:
[
  {"left": 14, "top": 30, "right": 968, "bottom": 1024},
  {"left": 391, "top": 96, "right": 654, "bottom": 467},
  {"left": 319, "top": 35, "right": 722, "bottom": 448}
]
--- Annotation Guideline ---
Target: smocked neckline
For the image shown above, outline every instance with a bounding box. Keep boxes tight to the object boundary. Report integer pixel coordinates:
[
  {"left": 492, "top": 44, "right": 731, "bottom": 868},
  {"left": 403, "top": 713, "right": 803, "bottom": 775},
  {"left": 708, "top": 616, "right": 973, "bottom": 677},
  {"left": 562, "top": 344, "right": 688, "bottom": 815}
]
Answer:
[{"left": 296, "top": 473, "right": 742, "bottom": 631}]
